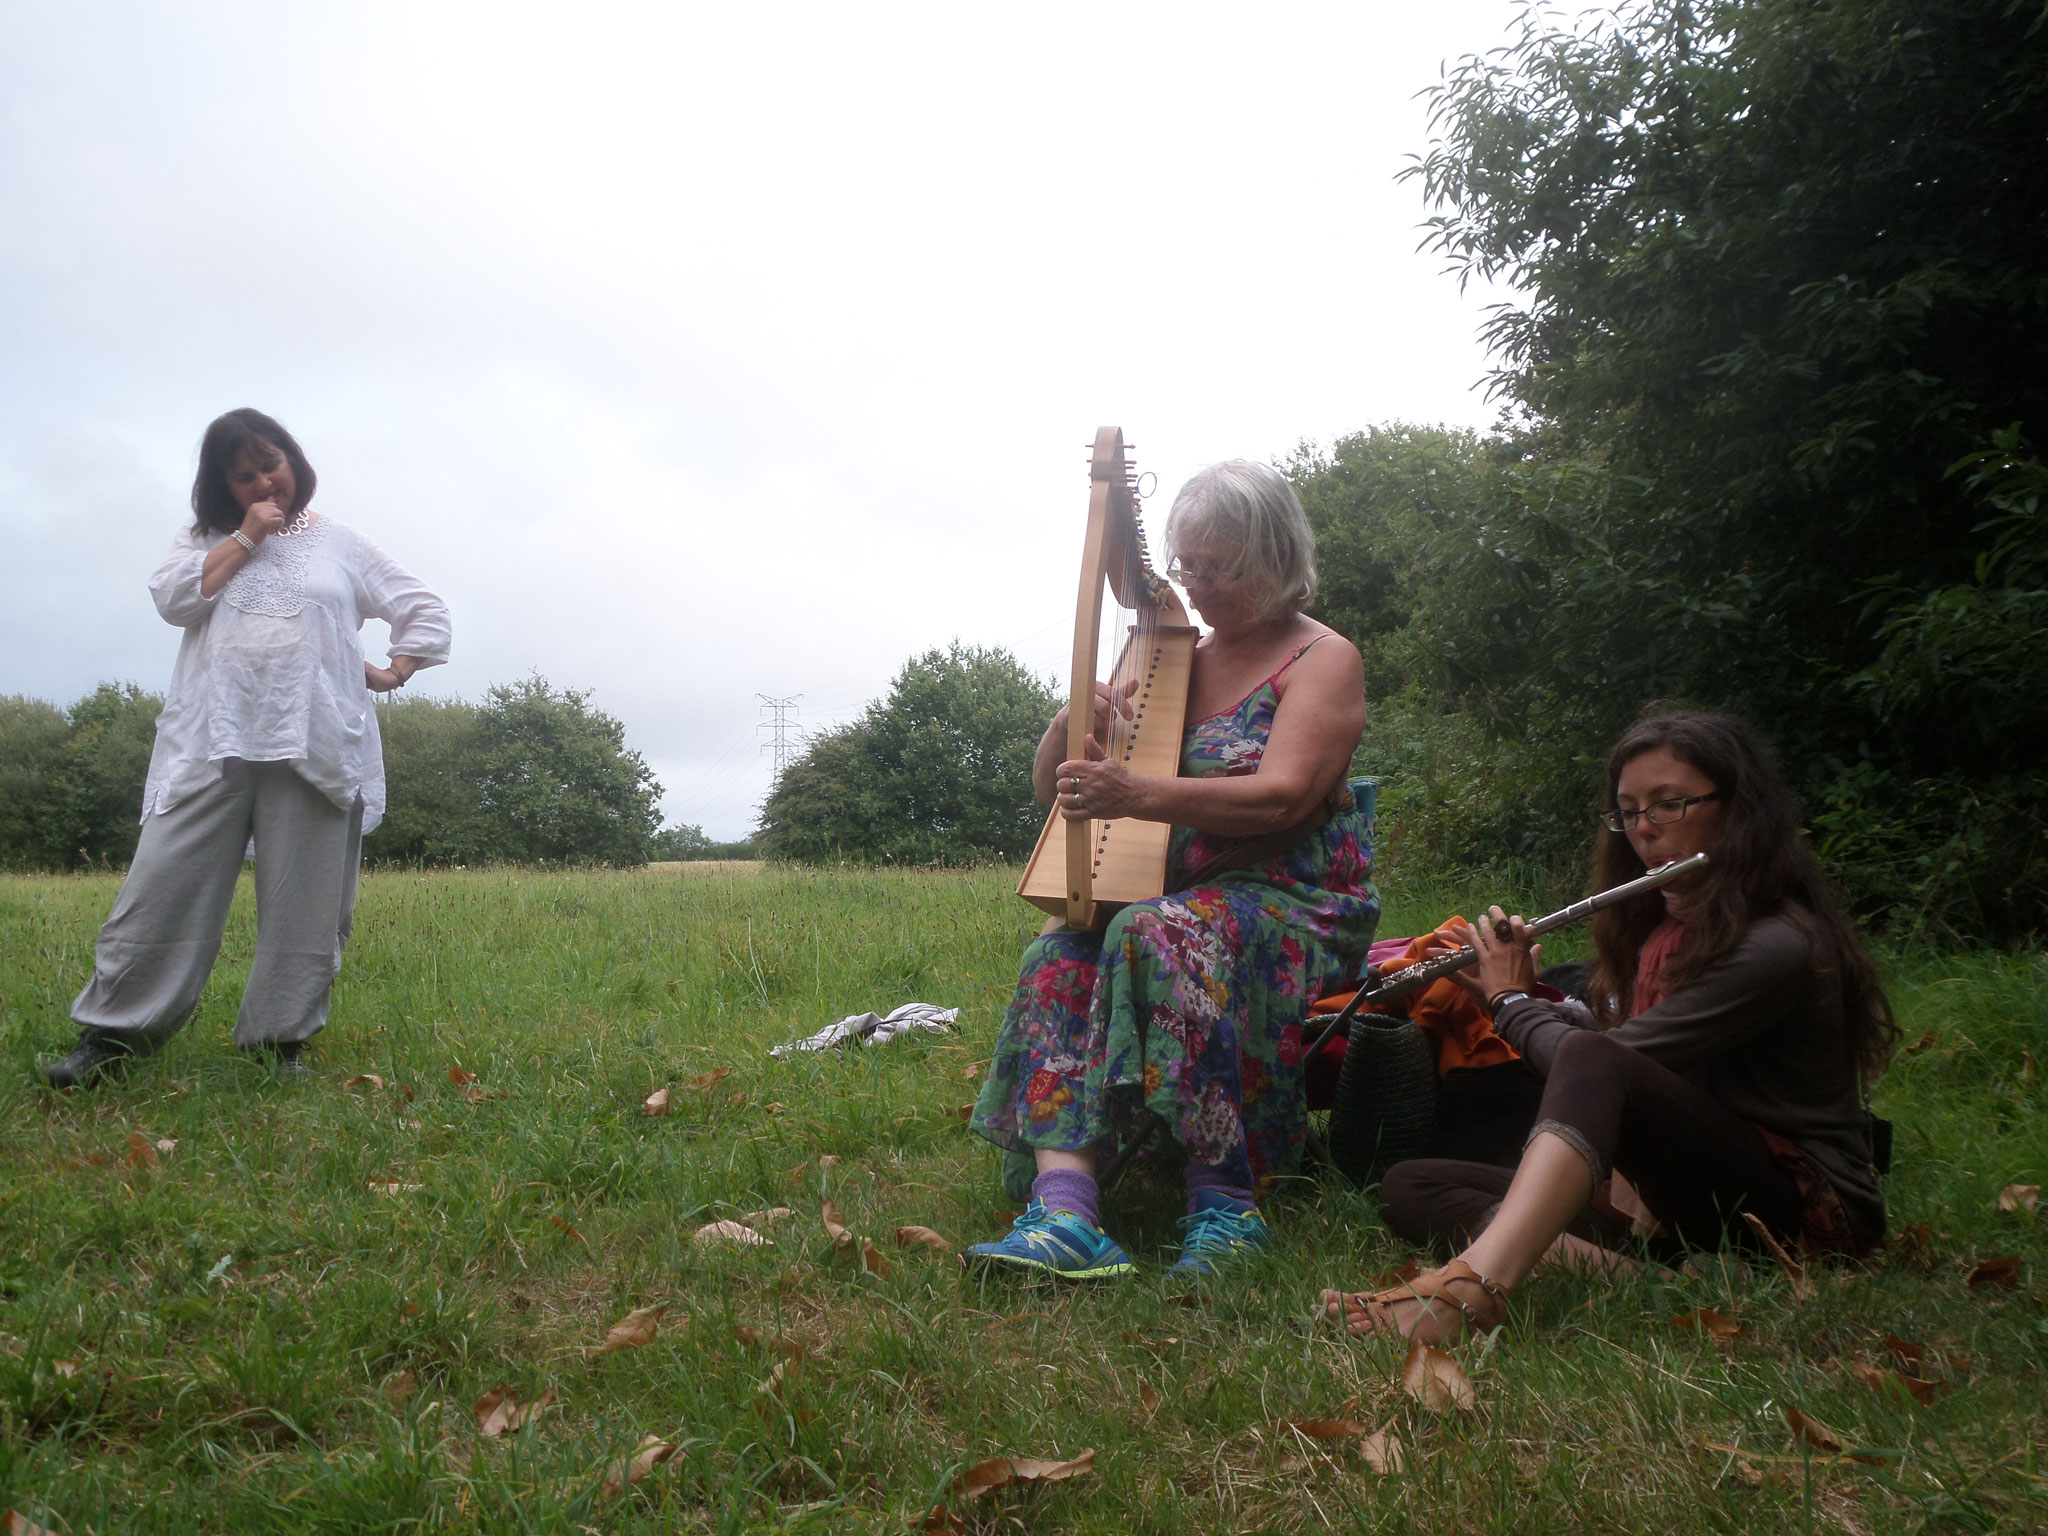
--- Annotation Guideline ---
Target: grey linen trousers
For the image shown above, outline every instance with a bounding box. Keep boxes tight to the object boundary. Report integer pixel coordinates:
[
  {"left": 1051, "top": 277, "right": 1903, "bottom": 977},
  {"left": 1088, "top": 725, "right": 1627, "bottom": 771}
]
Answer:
[{"left": 71, "top": 759, "right": 363, "bottom": 1049}]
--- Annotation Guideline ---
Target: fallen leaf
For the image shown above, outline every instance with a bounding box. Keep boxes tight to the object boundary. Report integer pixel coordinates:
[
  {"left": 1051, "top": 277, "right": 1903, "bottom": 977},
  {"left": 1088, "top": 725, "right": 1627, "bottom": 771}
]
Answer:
[
  {"left": 1782, "top": 1404, "right": 1842, "bottom": 1454},
  {"left": 1851, "top": 1361, "right": 1942, "bottom": 1406},
  {"left": 1137, "top": 1383, "right": 1160, "bottom": 1419},
  {"left": 1966, "top": 1255, "right": 2023, "bottom": 1289},
  {"left": 694, "top": 1220, "right": 770, "bottom": 1248},
  {"left": 763, "top": 1101, "right": 785, "bottom": 1115},
  {"left": 642, "top": 1088, "right": 670, "bottom": 1118},
  {"left": 473, "top": 1384, "right": 553, "bottom": 1437},
  {"left": 395, "top": 1083, "right": 415, "bottom": 1103},
  {"left": 1375, "top": 1259, "right": 1423, "bottom": 1288},
  {"left": 920, "top": 1505, "right": 969, "bottom": 1534},
  {"left": 1741, "top": 1212, "right": 1811, "bottom": 1300},
  {"left": 1902, "top": 1031, "right": 1938, "bottom": 1055},
  {"left": 598, "top": 1434, "right": 680, "bottom": 1501},
  {"left": 962, "top": 1063, "right": 984, "bottom": 1082},
  {"left": 1400, "top": 1338, "right": 1476, "bottom": 1414},
  {"left": 821, "top": 1201, "right": 850, "bottom": 1246},
  {"left": 1669, "top": 1307, "right": 1748, "bottom": 1340},
  {"left": 1167, "top": 1293, "right": 1209, "bottom": 1311},
  {"left": 1997, "top": 1184, "right": 2039, "bottom": 1214},
  {"left": 953, "top": 1104, "right": 974, "bottom": 1121},
  {"left": 729, "top": 1092, "right": 747, "bottom": 1106},
  {"left": 1280, "top": 1418, "right": 1370, "bottom": 1440},
  {"left": 818, "top": 1154, "right": 842, "bottom": 1168},
  {"left": 342, "top": 1073, "right": 385, "bottom": 1090},
  {"left": 4, "top": 1511, "right": 59, "bottom": 1536},
  {"left": 461, "top": 1085, "right": 501, "bottom": 1105},
  {"left": 448, "top": 1065, "right": 476, "bottom": 1084},
  {"left": 1881, "top": 1333, "right": 1927, "bottom": 1366},
  {"left": 895, "top": 1225, "right": 955, "bottom": 1255},
  {"left": 740, "top": 1207, "right": 795, "bottom": 1226},
  {"left": 951, "top": 1448, "right": 1097, "bottom": 1499},
  {"left": 860, "top": 1236, "right": 893, "bottom": 1278},
  {"left": 51, "top": 1361, "right": 79, "bottom": 1379},
  {"left": 547, "top": 1215, "right": 591, "bottom": 1252},
  {"left": 382, "top": 1369, "right": 418, "bottom": 1406},
  {"left": 1359, "top": 1425, "right": 1405, "bottom": 1475},
  {"left": 1889, "top": 1222, "right": 1933, "bottom": 1258},
  {"left": 2022, "top": 1048, "right": 2037, "bottom": 1080},
  {"left": 154, "top": 1138, "right": 177, "bottom": 1155},
  {"left": 686, "top": 1067, "right": 733, "bottom": 1090},
  {"left": 367, "top": 1176, "right": 423, "bottom": 1195},
  {"left": 732, "top": 1324, "right": 812, "bottom": 1359},
  {"left": 123, "top": 1130, "right": 159, "bottom": 1169},
  {"left": 596, "top": 1304, "right": 668, "bottom": 1355}
]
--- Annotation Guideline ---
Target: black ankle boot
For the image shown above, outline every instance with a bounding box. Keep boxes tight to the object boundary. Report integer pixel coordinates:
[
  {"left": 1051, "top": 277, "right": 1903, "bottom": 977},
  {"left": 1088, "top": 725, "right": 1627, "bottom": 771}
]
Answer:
[
  {"left": 243, "top": 1040, "right": 311, "bottom": 1078},
  {"left": 41, "top": 1032, "right": 136, "bottom": 1089}
]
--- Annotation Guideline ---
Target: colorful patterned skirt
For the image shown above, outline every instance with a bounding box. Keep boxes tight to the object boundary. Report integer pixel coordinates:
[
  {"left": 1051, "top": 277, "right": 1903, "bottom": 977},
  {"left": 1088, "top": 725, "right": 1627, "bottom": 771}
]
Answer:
[{"left": 971, "top": 809, "right": 1379, "bottom": 1193}]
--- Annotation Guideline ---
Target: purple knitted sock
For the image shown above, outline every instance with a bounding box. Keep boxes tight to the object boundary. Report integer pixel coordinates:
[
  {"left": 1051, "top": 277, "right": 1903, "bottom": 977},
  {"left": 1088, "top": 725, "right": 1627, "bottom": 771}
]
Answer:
[
  {"left": 1184, "top": 1163, "right": 1256, "bottom": 1216},
  {"left": 1032, "top": 1168, "right": 1102, "bottom": 1229}
]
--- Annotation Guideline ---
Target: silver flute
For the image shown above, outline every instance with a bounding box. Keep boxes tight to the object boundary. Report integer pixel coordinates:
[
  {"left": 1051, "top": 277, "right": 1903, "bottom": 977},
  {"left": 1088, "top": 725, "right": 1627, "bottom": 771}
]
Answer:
[{"left": 1306, "top": 852, "right": 1709, "bottom": 1050}]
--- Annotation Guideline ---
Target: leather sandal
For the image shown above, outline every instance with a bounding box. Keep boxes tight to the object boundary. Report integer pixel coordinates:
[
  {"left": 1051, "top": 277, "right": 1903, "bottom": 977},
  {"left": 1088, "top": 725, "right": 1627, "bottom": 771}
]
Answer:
[{"left": 1323, "top": 1257, "right": 1511, "bottom": 1344}]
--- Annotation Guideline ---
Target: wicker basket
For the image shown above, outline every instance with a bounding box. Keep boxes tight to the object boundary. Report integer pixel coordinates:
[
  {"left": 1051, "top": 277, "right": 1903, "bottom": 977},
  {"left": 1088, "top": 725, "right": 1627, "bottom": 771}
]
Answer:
[{"left": 1326, "top": 1016, "right": 1439, "bottom": 1187}]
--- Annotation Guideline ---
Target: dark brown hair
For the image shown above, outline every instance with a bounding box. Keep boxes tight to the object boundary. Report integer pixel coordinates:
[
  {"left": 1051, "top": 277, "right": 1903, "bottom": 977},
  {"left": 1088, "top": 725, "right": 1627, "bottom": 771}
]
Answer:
[
  {"left": 191, "top": 408, "right": 316, "bottom": 535},
  {"left": 1587, "top": 709, "right": 1898, "bottom": 1084}
]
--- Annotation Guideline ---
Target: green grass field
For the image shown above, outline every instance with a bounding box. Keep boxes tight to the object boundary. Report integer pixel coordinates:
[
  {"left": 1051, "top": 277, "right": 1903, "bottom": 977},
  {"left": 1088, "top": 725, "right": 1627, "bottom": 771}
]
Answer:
[{"left": 1, "top": 864, "right": 2043, "bottom": 1533}]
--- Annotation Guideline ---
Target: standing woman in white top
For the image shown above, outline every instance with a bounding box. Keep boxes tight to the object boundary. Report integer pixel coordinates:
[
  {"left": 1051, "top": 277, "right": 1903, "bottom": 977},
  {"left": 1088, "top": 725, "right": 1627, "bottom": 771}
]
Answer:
[{"left": 41, "top": 408, "right": 452, "bottom": 1087}]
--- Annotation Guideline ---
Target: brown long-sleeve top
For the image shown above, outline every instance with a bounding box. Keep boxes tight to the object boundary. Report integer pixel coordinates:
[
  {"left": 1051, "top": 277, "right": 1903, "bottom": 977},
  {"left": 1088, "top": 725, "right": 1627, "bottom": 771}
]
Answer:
[{"left": 1491, "top": 913, "right": 1885, "bottom": 1248}]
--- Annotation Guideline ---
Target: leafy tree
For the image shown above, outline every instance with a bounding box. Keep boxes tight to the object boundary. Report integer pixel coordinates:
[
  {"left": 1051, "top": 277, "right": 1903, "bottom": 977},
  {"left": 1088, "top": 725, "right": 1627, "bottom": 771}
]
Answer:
[
  {"left": 756, "top": 643, "right": 1059, "bottom": 864},
  {"left": 65, "top": 683, "right": 163, "bottom": 867},
  {"left": 467, "top": 676, "right": 663, "bottom": 866},
  {"left": 362, "top": 694, "right": 487, "bottom": 866},
  {"left": 0, "top": 696, "right": 75, "bottom": 870},
  {"left": 1336, "top": 0, "right": 2048, "bottom": 934},
  {"left": 650, "top": 824, "right": 757, "bottom": 861}
]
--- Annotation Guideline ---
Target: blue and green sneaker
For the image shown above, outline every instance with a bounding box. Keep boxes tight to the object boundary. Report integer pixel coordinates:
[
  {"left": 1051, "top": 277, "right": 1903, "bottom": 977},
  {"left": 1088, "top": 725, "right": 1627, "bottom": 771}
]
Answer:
[
  {"left": 962, "top": 1199, "right": 1136, "bottom": 1281},
  {"left": 1167, "top": 1197, "right": 1270, "bottom": 1277}
]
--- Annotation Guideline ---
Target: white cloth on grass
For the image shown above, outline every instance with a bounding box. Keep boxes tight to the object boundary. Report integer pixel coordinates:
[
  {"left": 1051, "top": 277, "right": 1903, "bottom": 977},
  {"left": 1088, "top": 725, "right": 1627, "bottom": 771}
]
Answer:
[
  {"left": 144, "top": 512, "right": 452, "bottom": 834},
  {"left": 769, "top": 1002, "right": 959, "bottom": 1058}
]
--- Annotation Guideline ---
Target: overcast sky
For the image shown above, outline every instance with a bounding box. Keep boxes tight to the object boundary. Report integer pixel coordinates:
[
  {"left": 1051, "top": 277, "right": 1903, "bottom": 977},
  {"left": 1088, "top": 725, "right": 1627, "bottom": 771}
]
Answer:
[{"left": 1, "top": 1, "right": 1556, "bottom": 840}]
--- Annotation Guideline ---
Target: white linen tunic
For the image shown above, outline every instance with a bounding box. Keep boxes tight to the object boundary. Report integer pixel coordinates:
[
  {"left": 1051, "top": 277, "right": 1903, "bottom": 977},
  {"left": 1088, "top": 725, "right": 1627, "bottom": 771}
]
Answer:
[{"left": 145, "top": 512, "right": 452, "bottom": 833}]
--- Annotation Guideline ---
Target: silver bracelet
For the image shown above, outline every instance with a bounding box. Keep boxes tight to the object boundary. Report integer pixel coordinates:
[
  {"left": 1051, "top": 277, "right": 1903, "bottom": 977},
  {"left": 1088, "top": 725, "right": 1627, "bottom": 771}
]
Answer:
[{"left": 228, "top": 529, "right": 257, "bottom": 553}]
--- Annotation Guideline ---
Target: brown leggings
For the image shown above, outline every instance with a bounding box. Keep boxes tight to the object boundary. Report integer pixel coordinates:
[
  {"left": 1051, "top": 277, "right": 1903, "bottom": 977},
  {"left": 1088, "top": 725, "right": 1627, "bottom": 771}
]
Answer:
[{"left": 1380, "top": 1029, "right": 1805, "bottom": 1258}]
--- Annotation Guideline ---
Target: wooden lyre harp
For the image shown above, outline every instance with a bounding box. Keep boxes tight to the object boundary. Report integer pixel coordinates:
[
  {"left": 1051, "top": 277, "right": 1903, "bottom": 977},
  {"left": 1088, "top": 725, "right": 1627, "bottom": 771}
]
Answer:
[{"left": 1017, "top": 428, "right": 1199, "bottom": 929}]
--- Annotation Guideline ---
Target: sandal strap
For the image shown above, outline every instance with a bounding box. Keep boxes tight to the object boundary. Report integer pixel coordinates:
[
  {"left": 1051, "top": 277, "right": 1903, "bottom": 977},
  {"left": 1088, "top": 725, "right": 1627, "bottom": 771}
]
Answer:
[{"left": 1359, "top": 1258, "right": 1510, "bottom": 1330}]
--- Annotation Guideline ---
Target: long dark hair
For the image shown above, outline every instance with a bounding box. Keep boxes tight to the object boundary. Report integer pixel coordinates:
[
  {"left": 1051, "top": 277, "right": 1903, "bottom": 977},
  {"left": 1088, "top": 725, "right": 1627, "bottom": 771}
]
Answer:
[
  {"left": 1587, "top": 710, "right": 1898, "bottom": 1084},
  {"left": 191, "top": 408, "right": 316, "bottom": 534}
]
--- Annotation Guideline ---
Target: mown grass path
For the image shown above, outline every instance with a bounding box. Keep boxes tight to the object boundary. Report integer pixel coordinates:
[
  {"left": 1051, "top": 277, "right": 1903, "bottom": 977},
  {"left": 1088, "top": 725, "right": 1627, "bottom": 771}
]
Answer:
[{"left": 2, "top": 865, "right": 2043, "bottom": 1533}]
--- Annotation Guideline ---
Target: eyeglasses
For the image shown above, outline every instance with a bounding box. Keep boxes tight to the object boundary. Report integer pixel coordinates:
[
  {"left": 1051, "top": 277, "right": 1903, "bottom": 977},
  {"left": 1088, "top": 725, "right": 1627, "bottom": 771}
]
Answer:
[
  {"left": 1600, "top": 793, "right": 1721, "bottom": 832},
  {"left": 1166, "top": 560, "right": 1241, "bottom": 585}
]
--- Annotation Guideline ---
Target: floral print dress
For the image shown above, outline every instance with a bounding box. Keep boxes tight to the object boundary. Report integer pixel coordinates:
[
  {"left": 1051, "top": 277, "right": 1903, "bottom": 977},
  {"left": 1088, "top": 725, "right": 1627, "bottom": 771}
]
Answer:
[{"left": 971, "top": 641, "right": 1380, "bottom": 1192}]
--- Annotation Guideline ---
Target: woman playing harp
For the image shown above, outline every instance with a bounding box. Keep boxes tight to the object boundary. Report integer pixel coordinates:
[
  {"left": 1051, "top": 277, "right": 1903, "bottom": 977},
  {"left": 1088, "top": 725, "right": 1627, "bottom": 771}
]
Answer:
[{"left": 964, "top": 461, "right": 1379, "bottom": 1280}]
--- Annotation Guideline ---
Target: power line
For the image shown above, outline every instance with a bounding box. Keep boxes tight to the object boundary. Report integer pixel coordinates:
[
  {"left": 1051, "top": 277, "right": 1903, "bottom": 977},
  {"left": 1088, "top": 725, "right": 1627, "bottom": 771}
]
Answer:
[{"left": 756, "top": 693, "right": 802, "bottom": 780}]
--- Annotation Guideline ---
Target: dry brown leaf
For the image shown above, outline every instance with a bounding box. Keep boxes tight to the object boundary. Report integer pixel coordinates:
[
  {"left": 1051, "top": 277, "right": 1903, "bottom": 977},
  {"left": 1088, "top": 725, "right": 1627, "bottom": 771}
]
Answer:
[
  {"left": 763, "top": 1101, "right": 784, "bottom": 1115},
  {"left": 817, "top": 1153, "right": 842, "bottom": 1168},
  {"left": 1359, "top": 1425, "right": 1406, "bottom": 1475},
  {"left": 598, "top": 1434, "right": 680, "bottom": 1501},
  {"left": 1669, "top": 1307, "right": 1748, "bottom": 1340},
  {"left": 821, "top": 1200, "right": 850, "bottom": 1246},
  {"left": 1166, "top": 1293, "right": 1209, "bottom": 1311},
  {"left": 1890, "top": 1222, "right": 1933, "bottom": 1258},
  {"left": 951, "top": 1448, "right": 1097, "bottom": 1499},
  {"left": 920, "top": 1505, "right": 969, "bottom": 1533},
  {"left": 740, "top": 1207, "right": 795, "bottom": 1226},
  {"left": 596, "top": 1304, "right": 668, "bottom": 1355},
  {"left": 4, "top": 1511, "right": 58, "bottom": 1536},
  {"left": 1851, "top": 1361, "right": 1941, "bottom": 1406},
  {"left": 154, "top": 1138, "right": 177, "bottom": 1156},
  {"left": 686, "top": 1067, "right": 733, "bottom": 1091},
  {"left": 1966, "top": 1254, "right": 2023, "bottom": 1288},
  {"left": 1280, "top": 1418, "right": 1370, "bottom": 1440},
  {"left": 1400, "top": 1337, "right": 1476, "bottom": 1414},
  {"left": 693, "top": 1220, "right": 770, "bottom": 1248},
  {"left": 461, "top": 1085, "right": 501, "bottom": 1105},
  {"left": 894, "top": 1225, "right": 954, "bottom": 1255},
  {"left": 547, "top": 1215, "right": 591, "bottom": 1252},
  {"left": 1741, "top": 1211, "right": 1811, "bottom": 1299},
  {"left": 1902, "top": 1030, "right": 1939, "bottom": 1055},
  {"left": 367, "top": 1176, "right": 423, "bottom": 1195},
  {"left": 732, "top": 1325, "right": 812, "bottom": 1359},
  {"left": 729, "top": 1091, "right": 746, "bottom": 1106},
  {"left": 642, "top": 1088, "right": 670, "bottom": 1118},
  {"left": 953, "top": 1104, "right": 974, "bottom": 1121},
  {"left": 50, "top": 1360, "right": 79, "bottom": 1379},
  {"left": 448, "top": 1065, "right": 476, "bottom": 1084},
  {"left": 1782, "top": 1404, "right": 1842, "bottom": 1454},
  {"left": 1881, "top": 1332, "right": 1927, "bottom": 1366},
  {"left": 342, "top": 1073, "right": 385, "bottom": 1090},
  {"left": 383, "top": 1369, "right": 418, "bottom": 1406},
  {"left": 395, "top": 1083, "right": 415, "bottom": 1103},
  {"left": 1137, "top": 1382, "right": 1160, "bottom": 1419},
  {"left": 473, "top": 1384, "right": 553, "bottom": 1437},
  {"left": 1997, "top": 1184, "right": 2039, "bottom": 1214},
  {"left": 123, "top": 1130, "right": 159, "bottom": 1169},
  {"left": 859, "top": 1236, "right": 892, "bottom": 1278},
  {"left": 2023, "top": 1048, "right": 2038, "bottom": 1080}
]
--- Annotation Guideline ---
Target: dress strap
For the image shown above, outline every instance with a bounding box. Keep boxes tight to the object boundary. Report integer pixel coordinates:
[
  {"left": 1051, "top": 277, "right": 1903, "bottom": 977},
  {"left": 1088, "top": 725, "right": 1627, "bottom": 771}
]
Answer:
[{"left": 1270, "top": 634, "right": 1328, "bottom": 695}]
